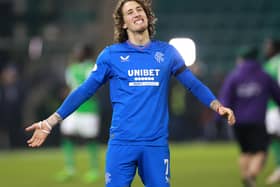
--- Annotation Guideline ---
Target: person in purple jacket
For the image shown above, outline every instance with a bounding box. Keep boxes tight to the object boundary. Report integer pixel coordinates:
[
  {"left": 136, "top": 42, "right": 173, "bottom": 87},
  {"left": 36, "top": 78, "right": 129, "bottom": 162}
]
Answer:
[{"left": 218, "top": 46, "right": 280, "bottom": 187}]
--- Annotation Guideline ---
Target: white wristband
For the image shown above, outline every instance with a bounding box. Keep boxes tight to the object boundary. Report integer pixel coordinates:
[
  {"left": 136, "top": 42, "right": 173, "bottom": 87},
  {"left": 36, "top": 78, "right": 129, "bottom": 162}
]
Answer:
[
  {"left": 44, "top": 120, "right": 52, "bottom": 130},
  {"left": 37, "top": 121, "right": 51, "bottom": 134},
  {"left": 41, "top": 129, "right": 50, "bottom": 134},
  {"left": 37, "top": 121, "right": 42, "bottom": 129}
]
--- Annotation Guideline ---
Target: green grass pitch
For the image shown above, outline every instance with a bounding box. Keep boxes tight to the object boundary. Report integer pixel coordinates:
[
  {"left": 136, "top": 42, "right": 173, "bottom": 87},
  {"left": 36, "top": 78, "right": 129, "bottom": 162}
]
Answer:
[{"left": 0, "top": 142, "right": 277, "bottom": 187}]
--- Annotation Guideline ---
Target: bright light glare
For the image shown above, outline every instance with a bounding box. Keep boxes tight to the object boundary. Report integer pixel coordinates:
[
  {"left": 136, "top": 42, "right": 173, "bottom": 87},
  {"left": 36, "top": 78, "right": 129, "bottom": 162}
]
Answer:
[{"left": 169, "top": 38, "right": 196, "bottom": 66}]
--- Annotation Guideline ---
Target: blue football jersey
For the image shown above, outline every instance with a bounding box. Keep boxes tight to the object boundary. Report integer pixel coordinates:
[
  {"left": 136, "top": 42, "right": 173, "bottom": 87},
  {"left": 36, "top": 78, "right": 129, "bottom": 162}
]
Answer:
[
  {"left": 57, "top": 40, "right": 216, "bottom": 146},
  {"left": 93, "top": 41, "right": 186, "bottom": 146}
]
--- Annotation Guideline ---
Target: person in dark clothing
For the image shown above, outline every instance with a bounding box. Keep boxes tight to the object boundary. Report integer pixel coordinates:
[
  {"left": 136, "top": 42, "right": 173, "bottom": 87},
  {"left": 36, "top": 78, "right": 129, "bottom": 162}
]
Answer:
[
  {"left": 0, "top": 64, "right": 25, "bottom": 148},
  {"left": 218, "top": 46, "right": 280, "bottom": 187}
]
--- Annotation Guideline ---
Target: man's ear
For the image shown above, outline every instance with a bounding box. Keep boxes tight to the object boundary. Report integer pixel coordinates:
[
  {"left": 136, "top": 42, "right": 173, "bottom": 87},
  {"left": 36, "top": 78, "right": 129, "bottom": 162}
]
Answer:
[{"left": 123, "top": 23, "right": 127, "bottom": 29}]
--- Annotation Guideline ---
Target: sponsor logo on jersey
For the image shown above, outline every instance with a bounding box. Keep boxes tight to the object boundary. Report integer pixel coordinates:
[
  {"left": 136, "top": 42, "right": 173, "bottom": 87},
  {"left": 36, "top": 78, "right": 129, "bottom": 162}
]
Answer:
[
  {"left": 128, "top": 69, "right": 160, "bottom": 86},
  {"left": 154, "top": 52, "right": 164, "bottom": 63},
  {"left": 120, "top": 55, "right": 130, "bottom": 62},
  {"left": 128, "top": 69, "right": 160, "bottom": 77},
  {"left": 129, "top": 82, "right": 159, "bottom": 86}
]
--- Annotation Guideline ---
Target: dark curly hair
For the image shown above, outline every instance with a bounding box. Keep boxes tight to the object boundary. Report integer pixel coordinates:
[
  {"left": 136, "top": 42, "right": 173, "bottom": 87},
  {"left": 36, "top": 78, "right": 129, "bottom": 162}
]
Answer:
[{"left": 113, "top": 0, "right": 157, "bottom": 43}]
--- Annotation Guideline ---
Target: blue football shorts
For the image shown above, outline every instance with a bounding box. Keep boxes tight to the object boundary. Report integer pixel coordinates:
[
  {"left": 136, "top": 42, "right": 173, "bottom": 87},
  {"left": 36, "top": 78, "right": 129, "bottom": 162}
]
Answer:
[{"left": 105, "top": 144, "right": 170, "bottom": 187}]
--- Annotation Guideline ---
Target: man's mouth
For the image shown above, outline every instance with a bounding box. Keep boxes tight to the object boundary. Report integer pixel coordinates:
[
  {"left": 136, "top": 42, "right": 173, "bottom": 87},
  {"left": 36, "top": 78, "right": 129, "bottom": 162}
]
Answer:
[{"left": 134, "top": 19, "right": 144, "bottom": 25}]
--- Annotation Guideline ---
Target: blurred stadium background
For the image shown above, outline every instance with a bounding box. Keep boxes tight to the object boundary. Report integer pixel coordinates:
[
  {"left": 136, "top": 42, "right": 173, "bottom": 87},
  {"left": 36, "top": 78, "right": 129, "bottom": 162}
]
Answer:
[{"left": 0, "top": 0, "right": 280, "bottom": 186}]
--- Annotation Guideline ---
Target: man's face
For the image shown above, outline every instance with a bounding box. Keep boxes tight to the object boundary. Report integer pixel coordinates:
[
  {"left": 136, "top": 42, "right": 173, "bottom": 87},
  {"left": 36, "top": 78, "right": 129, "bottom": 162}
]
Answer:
[{"left": 121, "top": 1, "right": 148, "bottom": 34}]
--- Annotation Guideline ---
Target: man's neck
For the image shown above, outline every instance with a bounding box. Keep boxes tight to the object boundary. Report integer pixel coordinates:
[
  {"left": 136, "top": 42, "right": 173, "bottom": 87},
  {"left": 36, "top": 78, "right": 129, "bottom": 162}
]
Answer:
[{"left": 127, "top": 30, "right": 150, "bottom": 46}]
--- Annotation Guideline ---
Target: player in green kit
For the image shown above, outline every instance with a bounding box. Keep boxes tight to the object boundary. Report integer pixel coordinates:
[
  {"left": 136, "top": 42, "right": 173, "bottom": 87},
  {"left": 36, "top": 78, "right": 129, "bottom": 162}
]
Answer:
[
  {"left": 263, "top": 38, "right": 280, "bottom": 185},
  {"left": 55, "top": 44, "right": 100, "bottom": 183}
]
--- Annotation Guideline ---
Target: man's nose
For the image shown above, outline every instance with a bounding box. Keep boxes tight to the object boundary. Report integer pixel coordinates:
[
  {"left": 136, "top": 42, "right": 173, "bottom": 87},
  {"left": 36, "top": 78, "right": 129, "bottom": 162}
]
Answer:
[{"left": 133, "top": 11, "right": 141, "bottom": 17}]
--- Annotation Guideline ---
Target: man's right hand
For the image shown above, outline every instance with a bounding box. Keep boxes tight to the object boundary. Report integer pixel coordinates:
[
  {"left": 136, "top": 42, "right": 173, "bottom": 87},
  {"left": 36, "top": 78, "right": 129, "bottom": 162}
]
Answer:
[{"left": 25, "top": 121, "right": 52, "bottom": 148}]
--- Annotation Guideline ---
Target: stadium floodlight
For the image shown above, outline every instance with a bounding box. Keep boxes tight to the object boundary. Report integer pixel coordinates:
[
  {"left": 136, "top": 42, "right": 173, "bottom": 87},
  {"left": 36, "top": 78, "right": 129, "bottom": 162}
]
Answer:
[{"left": 169, "top": 38, "right": 196, "bottom": 66}]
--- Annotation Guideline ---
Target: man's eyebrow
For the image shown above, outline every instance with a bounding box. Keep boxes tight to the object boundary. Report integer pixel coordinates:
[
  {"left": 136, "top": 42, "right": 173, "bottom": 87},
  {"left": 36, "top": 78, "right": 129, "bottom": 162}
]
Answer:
[{"left": 127, "top": 8, "right": 133, "bottom": 13}]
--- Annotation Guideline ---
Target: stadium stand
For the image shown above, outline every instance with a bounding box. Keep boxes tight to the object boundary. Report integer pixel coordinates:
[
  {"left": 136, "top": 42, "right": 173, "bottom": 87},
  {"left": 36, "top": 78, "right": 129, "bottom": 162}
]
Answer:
[{"left": 154, "top": 0, "right": 280, "bottom": 72}]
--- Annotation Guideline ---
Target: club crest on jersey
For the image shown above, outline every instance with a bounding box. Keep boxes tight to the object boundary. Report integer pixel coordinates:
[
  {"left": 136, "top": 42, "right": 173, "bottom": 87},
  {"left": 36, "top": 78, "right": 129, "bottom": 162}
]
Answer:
[
  {"left": 154, "top": 52, "right": 164, "bottom": 63},
  {"left": 120, "top": 55, "right": 130, "bottom": 62}
]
